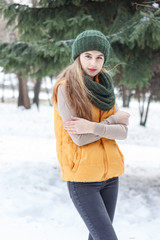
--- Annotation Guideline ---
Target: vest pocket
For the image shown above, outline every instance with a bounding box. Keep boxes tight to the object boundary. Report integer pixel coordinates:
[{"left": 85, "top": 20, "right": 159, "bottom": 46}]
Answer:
[{"left": 71, "top": 149, "right": 81, "bottom": 172}]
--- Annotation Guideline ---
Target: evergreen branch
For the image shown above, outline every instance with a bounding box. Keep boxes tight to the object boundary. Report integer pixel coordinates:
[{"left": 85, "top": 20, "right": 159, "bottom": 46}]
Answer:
[
  {"left": 0, "top": 20, "right": 141, "bottom": 48},
  {"left": 107, "top": 21, "right": 139, "bottom": 39},
  {"left": 0, "top": 0, "right": 6, "bottom": 8},
  {"left": 13, "top": 21, "right": 138, "bottom": 45},
  {"left": 59, "top": 39, "right": 74, "bottom": 48},
  {"left": 0, "top": 20, "right": 137, "bottom": 48}
]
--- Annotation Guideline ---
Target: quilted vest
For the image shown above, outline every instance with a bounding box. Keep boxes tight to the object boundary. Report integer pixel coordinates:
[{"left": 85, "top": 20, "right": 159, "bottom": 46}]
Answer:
[{"left": 54, "top": 81, "right": 124, "bottom": 182}]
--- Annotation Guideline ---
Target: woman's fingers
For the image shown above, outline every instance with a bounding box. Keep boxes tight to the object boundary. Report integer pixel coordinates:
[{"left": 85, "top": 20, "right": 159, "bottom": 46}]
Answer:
[
  {"left": 62, "top": 121, "right": 77, "bottom": 132},
  {"left": 114, "top": 110, "right": 130, "bottom": 125},
  {"left": 62, "top": 117, "right": 94, "bottom": 134},
  {"left": 63, "top": 124, "right": 78, "bottom": 134},
  {"left": 62, "top": 119, "right": 82, "bottom": 134},
  {"left": 62, "top": 121, "right": 76, "bottom": 125}
]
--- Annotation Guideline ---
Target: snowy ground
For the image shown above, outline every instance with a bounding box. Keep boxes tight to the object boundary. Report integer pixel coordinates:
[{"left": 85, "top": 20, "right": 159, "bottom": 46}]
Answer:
[{"left": 0, "top": 100, "right": 160, "bottom": 240}]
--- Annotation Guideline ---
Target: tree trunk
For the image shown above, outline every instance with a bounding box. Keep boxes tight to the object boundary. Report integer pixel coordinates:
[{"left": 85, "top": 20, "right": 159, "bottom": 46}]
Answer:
[
  {"left": 9, "top": 74, "right": 16, "bottom": 99},
  {"left": 44, "top": 77, "right": 52, "bottom": 106},
  {"left": 127, "top": 90, "right": 133, "bottom": 108},
  {"left": 32, "top": 78, "right": 41, "bottom": 108},
  {"left": 1, "top": 74, "right": 5, "bottom": 103},
  {"left": 17, "top": 73, "right": 30, "bottom": 109},
  {"left": 139, "top": 93, "right": 152, "bottom": 127},
  {"left": 122, "top": 86, "right": 132, "bottom": 107}
]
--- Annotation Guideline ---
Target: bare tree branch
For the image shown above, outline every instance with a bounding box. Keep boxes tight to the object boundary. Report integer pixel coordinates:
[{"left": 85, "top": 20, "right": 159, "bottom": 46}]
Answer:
[
  {"left": 143, "top": 0, "right": 160, "bottom": 3},
  {"left": 131, "top": 2, "right": 160, "bottom": 9}
]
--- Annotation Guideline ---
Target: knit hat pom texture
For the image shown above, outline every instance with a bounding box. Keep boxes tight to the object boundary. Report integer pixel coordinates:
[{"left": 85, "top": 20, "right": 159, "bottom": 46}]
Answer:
[{"left": 72, "top": 30, "right": 110, "bottom": 64}]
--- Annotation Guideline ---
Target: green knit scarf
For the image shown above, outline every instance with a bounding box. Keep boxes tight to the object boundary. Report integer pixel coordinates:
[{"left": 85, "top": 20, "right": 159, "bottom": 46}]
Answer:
[{"left": 84, "top": 72, "right": 115, "bottom": 111}]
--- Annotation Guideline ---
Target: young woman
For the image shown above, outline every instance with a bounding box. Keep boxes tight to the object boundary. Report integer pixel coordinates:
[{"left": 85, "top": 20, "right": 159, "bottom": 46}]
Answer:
[{"left": 52, "top": 30, "right": 130, "bottom": 240}]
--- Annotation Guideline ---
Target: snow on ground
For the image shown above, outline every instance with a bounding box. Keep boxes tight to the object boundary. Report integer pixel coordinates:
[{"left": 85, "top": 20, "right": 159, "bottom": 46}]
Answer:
[{"left": 0, "top": 100, "right": 160, "bottom": 240}]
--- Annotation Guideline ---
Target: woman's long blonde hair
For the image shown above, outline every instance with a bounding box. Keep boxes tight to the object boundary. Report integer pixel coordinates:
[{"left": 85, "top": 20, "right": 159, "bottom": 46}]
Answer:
[
  {"left": 52, "top": 57, "right": 107, "bottom": 120},
  {"left": 52, "top": 57, "right": 93, "bottom": 120}
]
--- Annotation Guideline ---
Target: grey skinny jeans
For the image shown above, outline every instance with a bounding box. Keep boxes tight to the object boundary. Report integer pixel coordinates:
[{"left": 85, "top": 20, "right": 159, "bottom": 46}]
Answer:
[{"left": 67, "top": 177, "right": 119, "bottom": 240}]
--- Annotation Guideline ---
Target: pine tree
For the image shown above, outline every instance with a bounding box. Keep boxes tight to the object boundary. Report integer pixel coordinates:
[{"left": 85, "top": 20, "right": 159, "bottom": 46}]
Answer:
[
  {"left": 0, "top": 0, "right": 160, "bottom": 123},
  {"left": 108, "top": 2, "right": 160, "bottom": 125},
  {"left": 0, "top": 0, "right": 119, "bottom": 108}
]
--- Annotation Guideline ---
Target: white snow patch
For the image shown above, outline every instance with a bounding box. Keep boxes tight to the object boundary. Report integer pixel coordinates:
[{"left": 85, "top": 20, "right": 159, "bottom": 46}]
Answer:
[
  {"left": 152, "top": 3, "right": 159, "bottom": 8},
  {"left": 0, "top": 100, "right": 160, "bottom": 239}
]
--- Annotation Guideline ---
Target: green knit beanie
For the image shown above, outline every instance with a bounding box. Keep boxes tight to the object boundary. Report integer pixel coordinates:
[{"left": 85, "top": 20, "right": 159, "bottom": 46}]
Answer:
[{"left": 71, "top": 30, "right": 110, "bottom": 64}]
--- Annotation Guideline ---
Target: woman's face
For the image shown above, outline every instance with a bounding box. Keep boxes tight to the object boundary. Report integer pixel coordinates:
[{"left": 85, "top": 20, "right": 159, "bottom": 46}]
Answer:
[{"left": 79, "top": 50, "right": 104, "bottom": 78}]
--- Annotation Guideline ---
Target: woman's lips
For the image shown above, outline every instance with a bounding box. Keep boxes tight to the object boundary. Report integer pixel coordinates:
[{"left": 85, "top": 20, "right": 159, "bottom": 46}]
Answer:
[{"left": 88, "top": 68, "right": 96, "bottom": 72}]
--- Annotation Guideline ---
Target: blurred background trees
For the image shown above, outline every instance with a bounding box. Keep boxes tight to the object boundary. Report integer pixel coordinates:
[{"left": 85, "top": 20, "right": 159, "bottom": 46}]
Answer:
[{"left": 0, "top": 0, "right": 160, "bottom": 126}]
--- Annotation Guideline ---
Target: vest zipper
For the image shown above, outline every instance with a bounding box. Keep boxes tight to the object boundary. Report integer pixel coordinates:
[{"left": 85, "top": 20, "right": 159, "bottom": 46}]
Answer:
[{"left": 99, "top": 109, "right": 108, "bottom": 179}]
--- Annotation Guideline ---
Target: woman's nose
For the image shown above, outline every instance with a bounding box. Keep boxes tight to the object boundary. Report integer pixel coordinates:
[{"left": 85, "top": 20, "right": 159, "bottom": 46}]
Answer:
[{"left": 90, "top": 58, "right": 96, "bottom": 66}]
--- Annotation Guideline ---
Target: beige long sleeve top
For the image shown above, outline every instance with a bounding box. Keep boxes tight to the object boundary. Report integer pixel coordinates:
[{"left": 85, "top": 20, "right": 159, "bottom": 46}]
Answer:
[{"left": 57, "top": 84, "right": 128, "bottom": 146}]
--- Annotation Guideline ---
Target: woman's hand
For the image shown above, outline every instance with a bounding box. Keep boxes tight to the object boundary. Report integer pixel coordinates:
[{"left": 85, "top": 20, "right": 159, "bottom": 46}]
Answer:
[
  {"left": 114, "top": 110, "right": 130, "bottom": 125},
  {"left": 62, "top": 116, "right": 95, "bottom": 134}
]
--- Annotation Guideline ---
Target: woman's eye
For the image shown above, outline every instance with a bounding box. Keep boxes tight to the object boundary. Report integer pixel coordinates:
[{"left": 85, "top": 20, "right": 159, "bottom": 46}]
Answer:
[
  {"left": 85, "top": 55, "right": 91, "bottom": 59},
  {"left": 97, "top": 57, "right": 103, "bottom": 60}
]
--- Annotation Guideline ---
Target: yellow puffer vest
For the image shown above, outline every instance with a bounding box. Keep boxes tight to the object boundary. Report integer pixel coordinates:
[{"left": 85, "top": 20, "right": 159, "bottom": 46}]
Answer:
[{"left": 54, "top": 81, "right": 124, "bottom": 182}]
